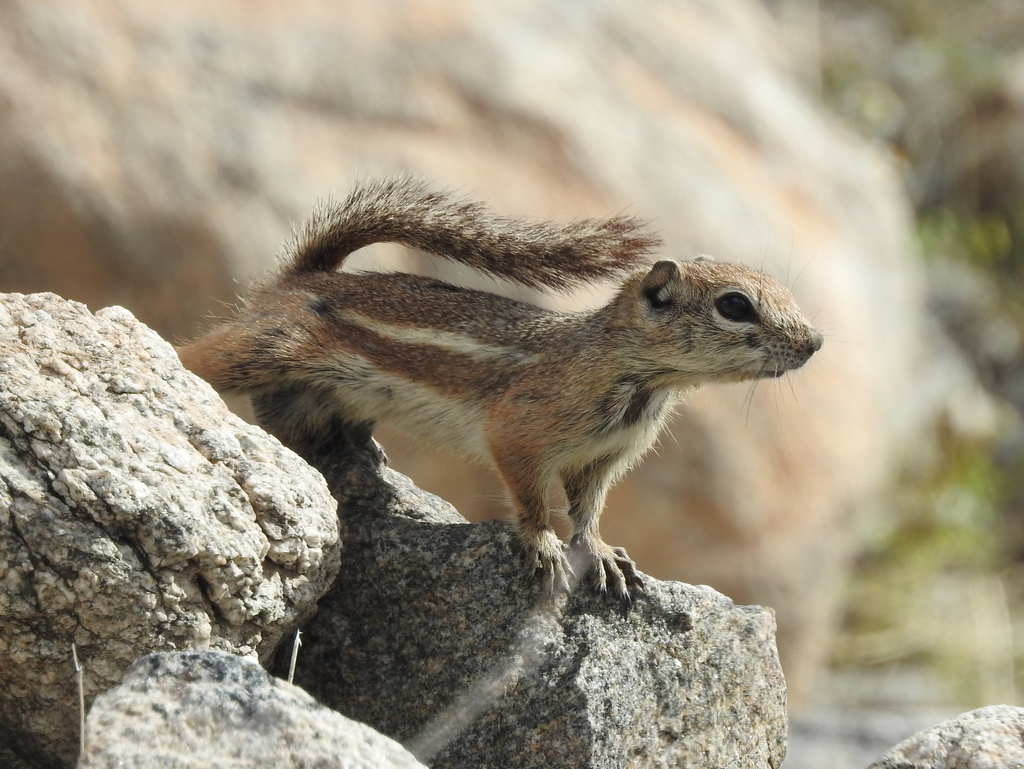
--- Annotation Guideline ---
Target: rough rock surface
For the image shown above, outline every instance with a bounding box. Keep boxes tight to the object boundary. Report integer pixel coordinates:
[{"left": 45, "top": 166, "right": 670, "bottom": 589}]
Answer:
[
  {"left": 784, "top": 708, "right": 959, "bottom": 769},
  {"left": 0, "top": 0, "right": 931, "bottom": 700},
  {"left": 867, "top": 705, "right": 1024, "bottom": 769},
  {"left": 283, "top": 454, "right": 788, "bottom": 769},
  {"left": 0, "top": 293, "right": 341, "bottom": 767},
  {"left": 78, "top": 651, "right": 426, "bottom": 769}
]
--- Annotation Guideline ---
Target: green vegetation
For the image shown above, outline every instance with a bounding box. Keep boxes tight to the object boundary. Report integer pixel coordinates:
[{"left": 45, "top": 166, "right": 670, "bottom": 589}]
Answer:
[
  {"left": 817, "top": 0, "right": 1024, "bottom": 707},
  {"left": 835, "top": 429, "right": 1016, "bottom": 706}
]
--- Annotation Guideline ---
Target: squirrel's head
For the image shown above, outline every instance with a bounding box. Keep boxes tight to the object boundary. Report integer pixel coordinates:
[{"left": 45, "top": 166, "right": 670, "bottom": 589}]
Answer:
[{"left": 614, "top": 257, "right": 822, "bottom": 384}]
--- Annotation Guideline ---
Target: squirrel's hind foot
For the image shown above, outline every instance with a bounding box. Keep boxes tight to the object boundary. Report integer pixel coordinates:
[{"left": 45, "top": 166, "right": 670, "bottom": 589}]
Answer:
[{"left": 367, "top": 437, "right": 389, "bottom": 466}]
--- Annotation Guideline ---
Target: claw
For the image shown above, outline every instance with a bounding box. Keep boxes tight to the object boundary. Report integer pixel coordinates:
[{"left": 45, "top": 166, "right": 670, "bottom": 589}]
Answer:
[
  {"left": 529, "top": 528, "right": 574, "bottom": 597},
  {"left": 368, "top": 437, "right": 389, "bottom": 466},
  {"left": 612, "top": 547, "right": 645, "bottom": 590},
  {"left": 571, "top": 536, "right": 643, "bottom": 607},
  {"left": 538, "top": 554, "right": 573, "bottom": 596}
]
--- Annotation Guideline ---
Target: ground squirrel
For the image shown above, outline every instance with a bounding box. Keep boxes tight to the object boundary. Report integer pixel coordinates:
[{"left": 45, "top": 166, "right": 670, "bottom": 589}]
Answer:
[{"left": 178, "top": 177, "right": 822, "bottom": 602}]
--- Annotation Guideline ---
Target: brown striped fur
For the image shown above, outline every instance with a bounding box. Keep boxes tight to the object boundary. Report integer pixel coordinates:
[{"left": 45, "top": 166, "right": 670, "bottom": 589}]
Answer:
[{"left": 178, "top": 178, "right": 822, "bottom": 603}]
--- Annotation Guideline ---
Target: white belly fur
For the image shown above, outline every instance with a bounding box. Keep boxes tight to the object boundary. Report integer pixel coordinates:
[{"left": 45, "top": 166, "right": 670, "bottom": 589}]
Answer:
[{"left": 327, "top": 356, "right": 492, "bottom": 462}]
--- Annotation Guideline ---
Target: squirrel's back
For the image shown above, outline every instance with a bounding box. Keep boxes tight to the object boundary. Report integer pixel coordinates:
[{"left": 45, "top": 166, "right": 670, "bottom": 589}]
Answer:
[{"left": 285, "top": 176, "right": 660, "bottom": 290}]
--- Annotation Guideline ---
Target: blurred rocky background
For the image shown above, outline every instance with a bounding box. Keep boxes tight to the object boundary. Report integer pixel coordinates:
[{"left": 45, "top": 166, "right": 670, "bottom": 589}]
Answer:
[
  {"left": 775, "top": 0, "right": 1024, "bottom": 764},
  {"left": 2, "top": 0, "right": 1020, "bottom": 765}
]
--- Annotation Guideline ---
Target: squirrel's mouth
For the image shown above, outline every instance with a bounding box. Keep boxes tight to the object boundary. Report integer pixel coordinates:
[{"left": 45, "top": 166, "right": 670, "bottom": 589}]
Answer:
[
  {"left": 759, "top": 345, "right": 819, "bottom": 378},
  {"left": 745, "top": 368, "right": 786, "bottom": 380},
  {"left": 752, "top": 361, "right": 801, "bottom": 379}
]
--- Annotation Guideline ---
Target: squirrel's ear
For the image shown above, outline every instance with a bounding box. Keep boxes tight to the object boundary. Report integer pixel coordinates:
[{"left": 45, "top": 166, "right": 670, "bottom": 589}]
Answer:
[{"left": 640, "top": 260, "right": 681, "bottom": 309}]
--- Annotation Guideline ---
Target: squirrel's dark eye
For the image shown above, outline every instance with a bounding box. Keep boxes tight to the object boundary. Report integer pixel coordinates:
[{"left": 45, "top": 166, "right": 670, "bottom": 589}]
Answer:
[{"left": 715, "top": 292, "right": 757, "bottom": 322}]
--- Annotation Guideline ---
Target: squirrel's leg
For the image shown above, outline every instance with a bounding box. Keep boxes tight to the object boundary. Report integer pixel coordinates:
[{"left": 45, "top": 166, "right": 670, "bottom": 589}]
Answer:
[
  {"left": 562, "top": 457, "right": 644, "bottom": 603},
  {"left": 492, "top": 451, "right": 572, "bottom": 595},
  {"left": 251, "top": 387, "right": 385, "bottom": 464}
]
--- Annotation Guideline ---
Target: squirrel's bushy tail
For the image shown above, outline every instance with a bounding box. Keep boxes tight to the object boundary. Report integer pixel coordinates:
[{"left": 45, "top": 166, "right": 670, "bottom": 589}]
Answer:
[{"left": 286, "top": 176, "right": 660, "bottom": 290}]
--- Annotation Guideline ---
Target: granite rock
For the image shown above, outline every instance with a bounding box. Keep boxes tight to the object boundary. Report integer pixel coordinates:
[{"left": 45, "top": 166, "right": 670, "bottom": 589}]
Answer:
[
  {"left": 867, "top": 705, "right": 1024, "bottom": 769},
  {"left": 283, "top": 454, "right": 788, "bottom": 769},
  {"left": 77, "top": 651, "right": 426, "bottom": 769},
  {"left": 0, "top": 292, "right": 341, "bottom": 767}
]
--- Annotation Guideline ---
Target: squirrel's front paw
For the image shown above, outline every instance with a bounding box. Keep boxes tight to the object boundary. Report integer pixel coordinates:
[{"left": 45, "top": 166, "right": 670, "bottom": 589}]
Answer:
[
  {"left": 571, "top": 534, "right": 645, "bottom": 606},
  {"left": 526, "top": 528, "right": 574, "bottom": 596}
]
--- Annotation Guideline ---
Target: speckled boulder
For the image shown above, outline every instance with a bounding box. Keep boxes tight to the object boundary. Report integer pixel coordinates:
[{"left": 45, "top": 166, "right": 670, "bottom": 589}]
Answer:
[
  {"left": 868, "top": 705, "right": 1024, "bottom": 769},
  {"left": 287, "top": 457, "right": 788, "bottom": 769},
  {"left": 0, "top": 292, "right": 341, "bottom": 767},
  {"left": 78, "top": 651, "right": 426, "bottom": 769}
]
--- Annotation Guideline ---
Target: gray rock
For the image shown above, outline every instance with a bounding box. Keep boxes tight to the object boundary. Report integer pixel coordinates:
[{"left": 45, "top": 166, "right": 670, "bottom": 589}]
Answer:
[
  {"left": 867, "top": 705, "right": 1024, "bottom": 768},
  {"left": 784, "top": 708, "right": 957, "bottom": 769},
  {"left": 78, "top": 650, "right": 425, "bottom": 769},
  {"left": 0, "top": 293, "right": 341, "bottom": 767},
  {"left": 285, "top": 455, "right": 788, "bottom": 769}
]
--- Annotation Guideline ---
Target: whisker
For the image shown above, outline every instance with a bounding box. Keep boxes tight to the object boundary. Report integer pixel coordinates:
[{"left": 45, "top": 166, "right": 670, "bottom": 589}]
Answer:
[
  {"left": 761, "top": 218, "right": 771, "bottom": 274},
  {"left": 743, "top": 378, "right": 761, "bottom": 427},
  {"left": 791, "top": 255, "right": 814, "bottom": 294},
  {"left": 773, "top": 386, "right": 791, "bottom": 452},
  {"left": 818, "top": 336, "right": 854, "bottom": 345},
  {"left": 785, "top": 226, "right": 795, "bottom": 287}
]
